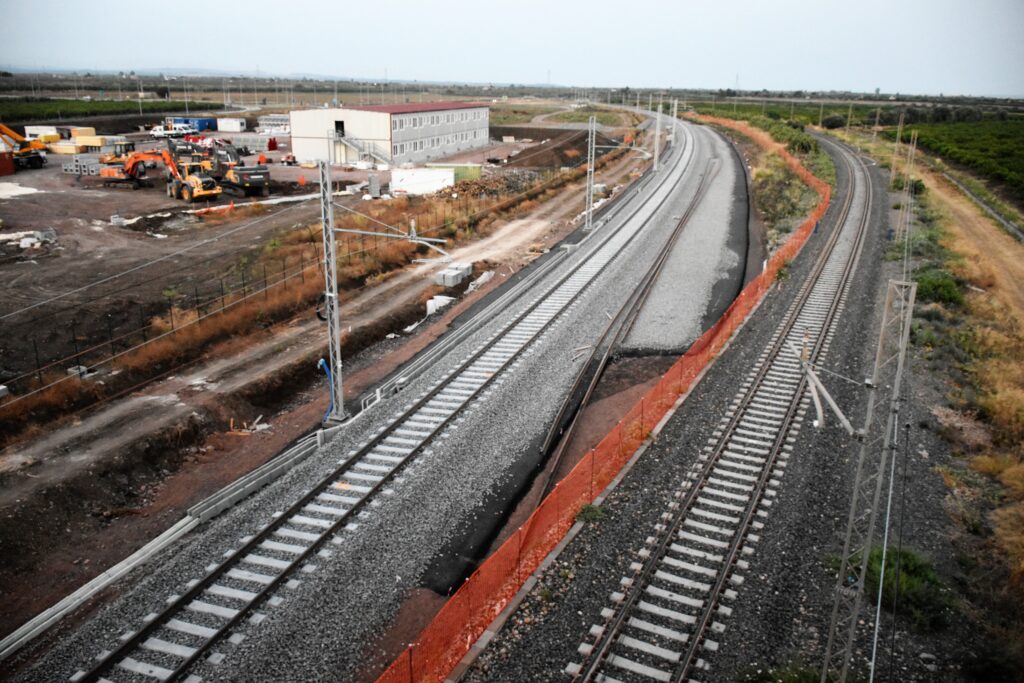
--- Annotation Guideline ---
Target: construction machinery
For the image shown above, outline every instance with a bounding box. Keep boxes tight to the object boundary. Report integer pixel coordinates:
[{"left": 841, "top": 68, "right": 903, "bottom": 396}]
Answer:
[
  {"left": 97, "top": 141, "right": 137, "bottom": 164},
  {"left": 0, "top": 123, "right": 48, "bottom": 170},
  {"left": 168, "top": 138, "right": 270, "bottom": 197},
  {"left": 99, "top": 149, "right": 221, "bottom": 202}
]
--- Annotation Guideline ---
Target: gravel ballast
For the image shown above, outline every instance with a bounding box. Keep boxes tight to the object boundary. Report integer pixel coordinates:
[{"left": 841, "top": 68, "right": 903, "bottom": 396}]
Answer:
[
  {"left": 462, "top": 135, "right": 892, "bottom": 682},
  {"left": 8, "top": 117, "right": 748, "bottom": 683}
]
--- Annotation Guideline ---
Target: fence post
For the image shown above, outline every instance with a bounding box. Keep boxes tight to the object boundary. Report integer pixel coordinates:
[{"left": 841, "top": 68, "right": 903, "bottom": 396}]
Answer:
[
  {"left": 299, "top": 252, "right": 305, "bottom": 283},
  {"left": 32, "top": 337, "right": 42, "bottom": 386},
  {"left": 70, "top": 320, "right": 82, "bottom": 376},
  {"left": 168, "top": 301, "right": 175, "bottom": 330},
  {"left": 281, "top": 259, "right": 287, "bottom": 289},
  {"left": 106, "top": 314, "right": 115, "bottom": 358},
  {"left": 139, "top": 305, "right": 148, "bottom": 341},
  {"left": 241, "top": 270, "right": 247, "bottom": 300},
  {"left": 263, "top": 264, "right": 268, "bottom": 300},
  {"left": 220, "top": 279, "right": 226, "bottom": 310},
  {"left": 407, "top": 643, "right": 415, "bottom": 683}
]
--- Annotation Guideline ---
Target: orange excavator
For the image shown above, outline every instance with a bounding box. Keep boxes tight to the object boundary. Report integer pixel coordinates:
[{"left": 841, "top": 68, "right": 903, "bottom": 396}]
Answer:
[
  {"left": 0, "top": 123, "right": 48, "bottom": 170},
  {"left": 100, "top": 149, "right": 221, "bottom": 202}
]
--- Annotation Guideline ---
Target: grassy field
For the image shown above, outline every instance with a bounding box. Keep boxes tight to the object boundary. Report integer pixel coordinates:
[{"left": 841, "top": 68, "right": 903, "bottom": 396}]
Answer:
[
  {"left": 691, "top": 100, "right": 879, "bottom": 127},
  {"left": 894, "top": 120, "right": 1024, "bottom": 204},
  {"left": 550, "top": 107, "right": 622, "bottom": 127},
  {"left": 488, "top": 103, "right": 561, "bottom": 126},
  {"left": 841, "top": 127, "right": 1024, "bottom": 675},
  {"left": 0, "top": 98, "right": 224, "bottom": 122}
]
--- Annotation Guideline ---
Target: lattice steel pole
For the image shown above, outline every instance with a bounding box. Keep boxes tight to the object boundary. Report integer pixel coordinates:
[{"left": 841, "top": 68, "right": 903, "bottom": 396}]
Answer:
[
  {"left": 584, "top": 115, "right": 596, "bottom": 232},
  {"left": 821, "top": 279, "right": 917, "bottom": 682},
  {"left": 319, "top": 160, "right": 346, "bottom": 422}
]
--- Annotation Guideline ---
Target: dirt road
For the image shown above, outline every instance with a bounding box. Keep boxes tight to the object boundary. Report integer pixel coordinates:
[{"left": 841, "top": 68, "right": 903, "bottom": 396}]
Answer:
[{"left": 0, "top": 141, "right": 646, "bottom": 639}]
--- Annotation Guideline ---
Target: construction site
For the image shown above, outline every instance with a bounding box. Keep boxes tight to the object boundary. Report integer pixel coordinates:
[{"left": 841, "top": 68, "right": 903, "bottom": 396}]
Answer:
[{"left": 2, "top": 3, "right": 1024, "bottom": 682}]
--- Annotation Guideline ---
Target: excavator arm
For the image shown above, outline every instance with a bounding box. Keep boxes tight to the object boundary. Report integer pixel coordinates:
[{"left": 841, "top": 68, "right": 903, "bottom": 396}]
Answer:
[{"left": 0, "top": 123, "right": 48, "bottom": 152}]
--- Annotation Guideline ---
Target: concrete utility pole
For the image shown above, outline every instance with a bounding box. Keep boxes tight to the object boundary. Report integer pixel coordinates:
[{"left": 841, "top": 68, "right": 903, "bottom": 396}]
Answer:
[
  {"left": 820, "top": 279, "right": 918, "bottom": 683},
  {"left": 636, "top": 92, "right": 640, "bottom": 111},
  {"left": 845, "top": 102, "right": 853, "bottom": 134},
  {"left": 585, "top": 115, "right": 596, "bottom": 232},
  {"left": 672, "top": 98, "right": 678, "bottom": 121},
  {"left": 648, "top": 93, "right": 652, "bottom": 111},
  {"left": 819, "top": 101, "right": 824, "bottom": 127},
  {"left": 318, "top": 160, "right": 346, "bottom": 423},
  {"left": 184, "top": 77, "right": 190, "bottom": 114},
  {"left": 871, "top": 107, "right": 881, "bottom": 143}
]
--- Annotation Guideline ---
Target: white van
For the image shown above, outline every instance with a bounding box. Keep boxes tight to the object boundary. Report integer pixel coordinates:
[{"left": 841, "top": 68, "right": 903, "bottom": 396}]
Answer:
[{"left": 151, "top": 123, "right": 198, "bottom": 139}]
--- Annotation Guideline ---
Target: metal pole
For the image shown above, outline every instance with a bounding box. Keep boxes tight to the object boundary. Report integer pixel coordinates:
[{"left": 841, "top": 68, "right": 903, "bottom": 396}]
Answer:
[
  {"left": 821, "top": 280, "right": 918, "bottom": 682},
  {"left": 319, "top": 160, "right": 346, "bottom": 422},
  {"left": 653, "top": 95, "right": 662, "bottom": 172},
  {"left": 33, "top": 338, "right": 43, "bottom": 385},
  {"left": 585, "top": 116, "right": 596, "bottom": 232}
]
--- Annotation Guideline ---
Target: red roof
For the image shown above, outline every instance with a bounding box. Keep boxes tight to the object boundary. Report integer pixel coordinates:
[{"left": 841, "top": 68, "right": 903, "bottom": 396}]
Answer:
[{"left": 344, "top": 101, "right": 488, "bottom": 115}]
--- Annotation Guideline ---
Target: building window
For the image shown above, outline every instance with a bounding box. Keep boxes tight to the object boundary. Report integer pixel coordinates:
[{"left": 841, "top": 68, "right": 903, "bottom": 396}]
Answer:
[
  {"left": 392, "top": 119, "right": 398, "bottom": 131},
  {"left": 392, "top": 144, "right": 398, "bottom": 155}
]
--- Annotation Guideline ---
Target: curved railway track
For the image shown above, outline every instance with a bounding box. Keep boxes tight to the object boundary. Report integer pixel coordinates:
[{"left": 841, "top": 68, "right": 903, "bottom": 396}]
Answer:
[
  {"left": 67, "top": 113, "right": 703, "bottom": 683},
  {"left": 567, "top": 140, "right": 872, "bottom": 683}
]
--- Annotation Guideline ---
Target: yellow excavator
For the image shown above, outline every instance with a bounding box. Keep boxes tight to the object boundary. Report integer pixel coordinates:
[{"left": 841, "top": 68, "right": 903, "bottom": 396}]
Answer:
[
  {"left": 98, "top": 141, "right": 137, "bottom": 165},
  {"left": 99, "top": 149, "right": 221, "bottom": 202},
  {"left": 167, "top": 139, "right": 270, "bottom": 197},
  {"left": 0, "top": 123, "right": 48, "bottom": 170}
]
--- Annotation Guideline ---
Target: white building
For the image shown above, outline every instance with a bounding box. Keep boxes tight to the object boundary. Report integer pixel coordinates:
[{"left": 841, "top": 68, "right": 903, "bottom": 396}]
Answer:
[{"left": 289, "top": 102, "right": 489, "bottom": 166}]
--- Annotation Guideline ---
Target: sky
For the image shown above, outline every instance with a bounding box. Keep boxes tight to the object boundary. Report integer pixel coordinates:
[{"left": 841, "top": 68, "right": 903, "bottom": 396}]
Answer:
[{"left": 3, "top": 0, "right": 1023, "bottom": 97}]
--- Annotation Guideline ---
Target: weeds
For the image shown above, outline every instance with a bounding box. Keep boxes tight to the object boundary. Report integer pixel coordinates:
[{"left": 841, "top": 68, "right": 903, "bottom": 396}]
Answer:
[
  {"left": 861, "top": 546, "right": 953, "bottom": 632},
  {"left": 576, "top": 504, "right": 606, "bottom": 523}
]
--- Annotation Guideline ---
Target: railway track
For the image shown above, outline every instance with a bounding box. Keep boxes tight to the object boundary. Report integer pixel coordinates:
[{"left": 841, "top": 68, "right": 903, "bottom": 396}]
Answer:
[
  {"left": 567, "top": 140, "right": 871, "bottom": 682},
  {"left": 67, "top": 113, "right": 700, "bottom": 683}
]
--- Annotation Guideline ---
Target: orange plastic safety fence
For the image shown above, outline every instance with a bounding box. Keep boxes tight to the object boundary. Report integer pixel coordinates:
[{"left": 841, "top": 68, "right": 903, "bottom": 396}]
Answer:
[{"left": 375, "top": 117, "right": 832, "bottom": 683}]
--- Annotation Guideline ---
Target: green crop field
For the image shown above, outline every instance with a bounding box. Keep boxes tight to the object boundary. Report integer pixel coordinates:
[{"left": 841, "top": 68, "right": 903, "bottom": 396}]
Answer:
[
  {"left": 488, "top": 104, "right": 561, "bottom": 126},
  {"left": 550, "top": 107, "right": 622, "bottom": 127},
  {"left": 897, "top": 120, "right": 1024, "bottom": 203},
  {"left": 0, "top": 98, "right": 224, "bottom": 123}
]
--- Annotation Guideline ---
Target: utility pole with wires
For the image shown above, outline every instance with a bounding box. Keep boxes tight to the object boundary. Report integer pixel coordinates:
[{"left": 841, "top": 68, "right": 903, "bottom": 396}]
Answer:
[
  {"left": 584, "top": 115, "right": 596, "bottom": 232},
  {"left": 889, "top": 111, "right": 905, "bottom": 183},
  {"left": 820, "top": 278, "right": 918, "bottom": 683},
  {"left": 871, "top": 107, "right": 881, "bottom": 143},
  {"left": 318, "top": 160, "right": 346, "bottom": 423},
  {"left": 653, "top": 94, "right": 662, "bottom": 172}
]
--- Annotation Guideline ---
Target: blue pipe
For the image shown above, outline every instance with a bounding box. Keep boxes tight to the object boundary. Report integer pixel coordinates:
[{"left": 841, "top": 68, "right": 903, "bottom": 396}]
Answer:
[{"left": 318, "top": 358, "right": 334, "bottom": 423}]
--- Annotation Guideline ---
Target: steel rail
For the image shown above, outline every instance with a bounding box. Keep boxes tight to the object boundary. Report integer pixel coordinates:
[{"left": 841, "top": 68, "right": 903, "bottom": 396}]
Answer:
[
  {"left": 74, "top": 116, "right": 697, "bottom": 683},
  {"left": 576, "top": 140, "right": 871, "bottom": 683}
]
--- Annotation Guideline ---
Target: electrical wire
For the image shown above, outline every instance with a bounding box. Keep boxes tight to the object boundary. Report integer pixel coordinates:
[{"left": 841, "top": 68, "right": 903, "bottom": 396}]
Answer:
[{"left": 0, "top": 200, "right": 310, "bottom": 322}]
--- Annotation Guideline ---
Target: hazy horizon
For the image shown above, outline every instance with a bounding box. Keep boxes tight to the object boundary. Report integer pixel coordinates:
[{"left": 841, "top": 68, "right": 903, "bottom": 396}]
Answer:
[{"left": 3, "top": 0, "right": 1022, "bottom": 98}]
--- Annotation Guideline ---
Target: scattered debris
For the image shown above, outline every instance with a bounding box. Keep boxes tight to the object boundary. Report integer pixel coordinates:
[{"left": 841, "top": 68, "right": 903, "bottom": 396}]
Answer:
[{"left": 0, "top": 182, "right": 42, "bottom": 200}]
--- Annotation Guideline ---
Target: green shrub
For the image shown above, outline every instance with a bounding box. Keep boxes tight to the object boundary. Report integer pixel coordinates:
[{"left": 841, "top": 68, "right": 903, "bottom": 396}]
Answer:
[
  {"left": 863, "top": 546, "right": 953, "bottom": 632},
  {"left": 822, "top": 113, "right": 846, "bottom": 129},
  {"left": 916, "top": 268, "right": 964, "bottom": 306}
]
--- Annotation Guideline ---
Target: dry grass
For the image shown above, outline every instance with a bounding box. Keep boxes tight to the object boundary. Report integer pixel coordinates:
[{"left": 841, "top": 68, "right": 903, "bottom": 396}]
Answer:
[{"left": 0, "top": 153, "right": 623, "bottom": 446}]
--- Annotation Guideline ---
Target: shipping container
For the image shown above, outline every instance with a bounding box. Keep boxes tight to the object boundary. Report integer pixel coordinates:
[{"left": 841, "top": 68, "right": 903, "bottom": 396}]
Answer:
[
  {"left": 217, "top": 118, "right": 247, "bottom": 132},
  {"left": 0, "top": 151, "right": 15, "bottom": 177},
  {"left": 74, "top": 135, "right": 106, "bottom": 148},
  {"left": 70, "top": 127, "right": 95, "bottom": 138},
  {"left": 24, "top": 125, "right": 59, "bottom": 138},
  {"left": 169, "top": 117, "right": 217, "bottom": 131}
]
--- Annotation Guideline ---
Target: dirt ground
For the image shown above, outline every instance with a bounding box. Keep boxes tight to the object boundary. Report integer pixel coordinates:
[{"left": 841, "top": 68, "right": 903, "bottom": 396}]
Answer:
[
  {"left": 923, "top": 168, "right": 1024, "bottom": 317},
  {"left": 0, "top": 134, "right": 648, "bottom": 641}
]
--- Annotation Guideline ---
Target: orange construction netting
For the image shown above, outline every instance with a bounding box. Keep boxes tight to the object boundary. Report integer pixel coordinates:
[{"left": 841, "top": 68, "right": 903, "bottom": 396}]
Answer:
[{"left": 376, "top": 116, "right": 832, "bottom": 683}]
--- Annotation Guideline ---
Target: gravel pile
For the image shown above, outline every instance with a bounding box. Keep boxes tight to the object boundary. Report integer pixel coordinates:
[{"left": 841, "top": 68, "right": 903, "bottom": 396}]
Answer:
[
  {"left": 623, "top": 126, "right": 745, "bottom": 353},
  {"left": 462, "top": 136, "right": 898, "bottom": 682},
  {"left": 10, "top": 119, "right": 742, "bottom": 683}
]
